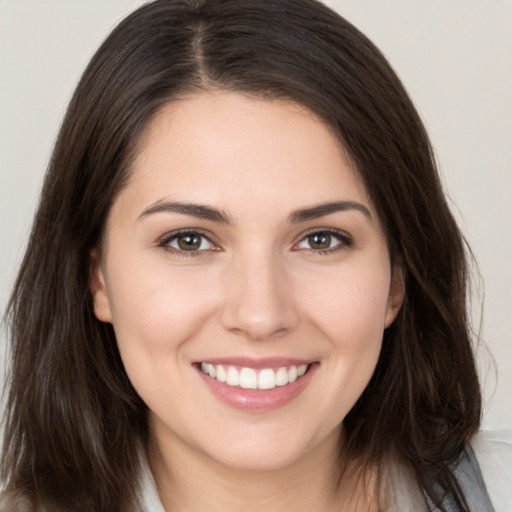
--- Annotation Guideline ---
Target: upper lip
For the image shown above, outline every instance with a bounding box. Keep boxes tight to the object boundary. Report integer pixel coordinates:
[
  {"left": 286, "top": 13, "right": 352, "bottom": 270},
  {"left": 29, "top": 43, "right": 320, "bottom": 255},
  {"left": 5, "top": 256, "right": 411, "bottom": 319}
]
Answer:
[{"left": 194, "top": 357, "right": 315, "bottom": 369}]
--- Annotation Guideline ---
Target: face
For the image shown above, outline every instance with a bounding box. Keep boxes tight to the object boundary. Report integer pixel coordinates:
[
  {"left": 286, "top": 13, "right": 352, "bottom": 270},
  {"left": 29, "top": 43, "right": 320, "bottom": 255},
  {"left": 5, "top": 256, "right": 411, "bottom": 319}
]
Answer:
[{"left": 91, "top": 91, "right": 403, "bottom": 472}]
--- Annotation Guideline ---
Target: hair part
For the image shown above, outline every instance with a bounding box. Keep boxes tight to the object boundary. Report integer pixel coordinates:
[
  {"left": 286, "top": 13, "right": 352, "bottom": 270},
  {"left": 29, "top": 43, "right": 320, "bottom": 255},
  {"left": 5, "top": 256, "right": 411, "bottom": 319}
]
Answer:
[{"left": 2, "top": 1, "right": 481, "bottom": 510}]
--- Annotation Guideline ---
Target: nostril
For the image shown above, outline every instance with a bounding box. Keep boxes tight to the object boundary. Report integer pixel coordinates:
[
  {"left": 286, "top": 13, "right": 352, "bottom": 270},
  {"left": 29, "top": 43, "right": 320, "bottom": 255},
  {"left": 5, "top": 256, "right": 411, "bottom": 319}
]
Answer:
[{"left": 219, "top": 294, "right": 300, "bottom": 341}]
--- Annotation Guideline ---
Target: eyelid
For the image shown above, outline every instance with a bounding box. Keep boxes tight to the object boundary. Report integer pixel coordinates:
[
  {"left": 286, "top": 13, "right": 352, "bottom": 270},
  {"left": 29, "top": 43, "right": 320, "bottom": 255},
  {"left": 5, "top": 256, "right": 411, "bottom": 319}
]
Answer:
[
  {"left": 158, "top": 228, "right": 221, "bottom": 254},
  {"left": 292, "top": 227, "right": 353, "bottom": 252},
  {"left": 157, "top": 227, "right": 352, "bottom": 256}
]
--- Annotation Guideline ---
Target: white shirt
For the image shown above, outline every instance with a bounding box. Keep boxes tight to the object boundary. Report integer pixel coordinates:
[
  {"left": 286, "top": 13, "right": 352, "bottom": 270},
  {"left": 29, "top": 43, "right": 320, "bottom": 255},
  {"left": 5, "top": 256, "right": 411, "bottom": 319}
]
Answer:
[
  {"left": 136, "top": 431, "right": 512, "bottom": 512},
  {"left": 472, "top": 430, "right": 512, "bottom": 512}
]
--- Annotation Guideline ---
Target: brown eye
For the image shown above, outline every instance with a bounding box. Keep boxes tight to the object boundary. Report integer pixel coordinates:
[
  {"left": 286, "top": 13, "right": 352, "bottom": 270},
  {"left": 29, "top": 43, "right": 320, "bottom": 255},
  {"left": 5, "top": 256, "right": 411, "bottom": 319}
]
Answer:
[
  {"left": 177, "top": 233, "right": 202, "bottom": 251},
  {"left": 295, "top": 230, "right": 352, "bottom": 253},
  {"left": 307, "top": 233, "right": 332, "bottom": 250},
  {"left": 163, "top": 231, "right": 215, "bottom": 252}
]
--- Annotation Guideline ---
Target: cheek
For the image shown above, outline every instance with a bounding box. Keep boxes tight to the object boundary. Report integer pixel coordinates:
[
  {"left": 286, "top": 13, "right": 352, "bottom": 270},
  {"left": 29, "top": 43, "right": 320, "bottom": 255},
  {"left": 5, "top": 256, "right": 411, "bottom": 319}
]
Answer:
[
  {"left": 104, "top": 257, "right": 219, "bottom": 379},
  {"left": 301, "top": 266, "right": 390, "bottom": 413},
  {"left": 299, "top": 263, "right": 391, "bottom": 348},
  {"left": 104, "top": 258, "right": 223, "bottom": 418}
]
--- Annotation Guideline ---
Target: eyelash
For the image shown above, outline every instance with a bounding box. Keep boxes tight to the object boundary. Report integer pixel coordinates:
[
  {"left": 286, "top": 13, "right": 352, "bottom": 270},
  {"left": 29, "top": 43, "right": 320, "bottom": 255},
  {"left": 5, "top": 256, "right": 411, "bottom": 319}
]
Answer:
[
  {"left": 158, "top": 229, "right": 219, "bottom": 257},
  {"left": 158, "top": 228, "right": 353, "bottom": 257},
  {"left": 293, "top": 229, "right": 353, "bottom": 256}
]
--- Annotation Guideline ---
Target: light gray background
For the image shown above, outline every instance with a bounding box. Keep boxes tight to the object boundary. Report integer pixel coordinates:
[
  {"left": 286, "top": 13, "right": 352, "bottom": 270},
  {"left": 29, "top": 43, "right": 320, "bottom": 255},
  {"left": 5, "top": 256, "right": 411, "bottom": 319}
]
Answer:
[{"left": 1, "top": 0, "right": 511, "bottom": 429}]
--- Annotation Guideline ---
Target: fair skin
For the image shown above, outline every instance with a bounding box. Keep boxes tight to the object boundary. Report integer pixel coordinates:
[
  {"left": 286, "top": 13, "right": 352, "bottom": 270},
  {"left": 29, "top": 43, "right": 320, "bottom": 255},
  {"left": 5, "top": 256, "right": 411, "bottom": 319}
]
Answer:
[{"left": 91, "top": 91, "right": 404, "bottom": 511}]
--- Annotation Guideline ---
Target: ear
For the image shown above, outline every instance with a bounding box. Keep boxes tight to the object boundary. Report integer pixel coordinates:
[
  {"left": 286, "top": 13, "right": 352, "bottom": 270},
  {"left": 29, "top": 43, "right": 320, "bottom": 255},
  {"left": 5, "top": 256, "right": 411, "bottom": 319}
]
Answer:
[
  {"left": 384, "top": 264, "right": 405, "bottom": 328},
  {"left": 89, "top": 249, "right": 113, "bottom": 323}
]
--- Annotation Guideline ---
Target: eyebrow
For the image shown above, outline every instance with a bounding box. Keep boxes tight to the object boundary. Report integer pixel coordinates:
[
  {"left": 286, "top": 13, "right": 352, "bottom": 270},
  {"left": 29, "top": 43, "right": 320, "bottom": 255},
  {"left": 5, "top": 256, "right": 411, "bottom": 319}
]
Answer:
[
  {"left": 138, "top": 199, "right": 372, "bottom": 224},
  {"left": 138, "top": 201, "right": 233, "bottom": 224},
  {"left": 288, "top": 201, "right": 372, "bottom": 223}
]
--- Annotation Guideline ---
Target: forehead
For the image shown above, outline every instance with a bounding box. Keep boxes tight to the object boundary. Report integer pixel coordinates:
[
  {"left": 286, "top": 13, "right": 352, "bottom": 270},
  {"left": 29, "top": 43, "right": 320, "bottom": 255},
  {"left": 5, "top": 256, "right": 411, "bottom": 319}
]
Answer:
[{"left": 122, "top": 91, "right": 372, "bottom": 218}]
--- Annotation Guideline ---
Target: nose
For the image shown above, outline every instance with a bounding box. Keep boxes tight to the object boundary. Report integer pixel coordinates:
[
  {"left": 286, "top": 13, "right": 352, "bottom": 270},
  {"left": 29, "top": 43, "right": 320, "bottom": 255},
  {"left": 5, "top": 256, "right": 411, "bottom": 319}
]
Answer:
[{"left": 219, "top": 250, "right": 299, "bottom": 341}]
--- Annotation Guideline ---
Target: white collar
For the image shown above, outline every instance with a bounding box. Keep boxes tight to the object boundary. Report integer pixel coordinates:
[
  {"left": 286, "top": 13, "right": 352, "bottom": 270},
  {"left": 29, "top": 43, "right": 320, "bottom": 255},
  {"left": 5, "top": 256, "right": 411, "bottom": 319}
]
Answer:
[{"left": 137, "top": 457, "right": 166, "bottom": 512}]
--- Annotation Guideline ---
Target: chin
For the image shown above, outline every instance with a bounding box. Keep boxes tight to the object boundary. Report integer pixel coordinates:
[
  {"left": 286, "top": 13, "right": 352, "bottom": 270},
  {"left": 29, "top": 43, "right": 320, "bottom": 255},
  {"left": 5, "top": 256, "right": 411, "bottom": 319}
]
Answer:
[
  {"left": 207, "top": 445, "right": 306, "bottom": 472},
  {"left": 198, "top": 425, "right": 337, "bottom": 473}
]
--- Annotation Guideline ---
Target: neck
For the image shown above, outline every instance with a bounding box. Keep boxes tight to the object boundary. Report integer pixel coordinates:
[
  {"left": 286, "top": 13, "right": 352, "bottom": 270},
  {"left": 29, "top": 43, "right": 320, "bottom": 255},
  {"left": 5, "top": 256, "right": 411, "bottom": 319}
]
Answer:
[{"left": 147, "top": 425, "right": 378, "bottom": 512}]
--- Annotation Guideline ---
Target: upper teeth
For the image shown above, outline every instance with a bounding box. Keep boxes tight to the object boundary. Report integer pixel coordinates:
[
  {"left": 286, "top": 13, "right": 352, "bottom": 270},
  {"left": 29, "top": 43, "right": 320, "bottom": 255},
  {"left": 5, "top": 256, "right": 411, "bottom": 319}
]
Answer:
[{"left": 200, "top": 363, "right": 308, "bottom": 390}]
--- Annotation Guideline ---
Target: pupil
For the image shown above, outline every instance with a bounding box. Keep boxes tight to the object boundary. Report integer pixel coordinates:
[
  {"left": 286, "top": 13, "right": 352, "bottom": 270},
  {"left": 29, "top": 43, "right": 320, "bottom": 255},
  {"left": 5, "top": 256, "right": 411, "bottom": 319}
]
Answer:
[
  {"left": 309, "top": 233, "right": 331, "bottom": 249},
  {"left": 178, "top": 234, "right": 201, "bottom": 251}
]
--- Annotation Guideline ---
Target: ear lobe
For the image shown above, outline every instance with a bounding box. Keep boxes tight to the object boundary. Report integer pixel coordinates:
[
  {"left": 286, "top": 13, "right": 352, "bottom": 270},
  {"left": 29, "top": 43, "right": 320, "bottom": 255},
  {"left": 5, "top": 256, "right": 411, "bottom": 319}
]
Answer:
[
  {"left": 384, "top": 264, "right": 405, "bottom": 328},
  {"left": 89, "top": 249, "right": 113, "bottom": 323}
]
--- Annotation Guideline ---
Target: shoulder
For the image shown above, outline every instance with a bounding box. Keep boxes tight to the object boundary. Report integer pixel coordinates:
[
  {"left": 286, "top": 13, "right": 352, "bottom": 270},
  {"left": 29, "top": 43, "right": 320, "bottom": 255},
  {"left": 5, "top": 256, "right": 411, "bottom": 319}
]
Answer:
[
  {"left": 136, "top": 457, "right": 166, "bottom": 512},
  {"left": 470, "top": 430, "right": 512, "bottom": 512},
  {"left": 0, "top": 489, "right": 34, "bottom": 512}
]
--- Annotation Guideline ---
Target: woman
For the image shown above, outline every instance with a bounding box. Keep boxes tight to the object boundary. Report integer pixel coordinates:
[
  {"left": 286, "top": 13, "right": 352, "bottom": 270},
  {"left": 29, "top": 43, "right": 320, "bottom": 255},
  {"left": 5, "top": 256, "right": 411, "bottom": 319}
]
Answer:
[{"left": 0, "top": 0, "right": 508, "bottom": 510}]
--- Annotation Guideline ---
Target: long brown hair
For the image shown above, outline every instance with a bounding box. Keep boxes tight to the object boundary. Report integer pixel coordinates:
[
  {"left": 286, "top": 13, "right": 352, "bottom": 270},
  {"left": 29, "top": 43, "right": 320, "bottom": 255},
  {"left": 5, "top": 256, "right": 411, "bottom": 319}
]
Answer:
[{"left": 2, "top": 1, "right": 481, "bottom": 510}]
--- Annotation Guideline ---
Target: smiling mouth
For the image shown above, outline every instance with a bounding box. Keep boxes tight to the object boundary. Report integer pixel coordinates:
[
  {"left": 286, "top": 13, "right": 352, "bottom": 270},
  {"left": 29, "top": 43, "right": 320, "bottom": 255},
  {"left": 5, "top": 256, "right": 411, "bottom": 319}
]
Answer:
[{"left": 198, "top": 363, "right": 311, "bottom": 390}]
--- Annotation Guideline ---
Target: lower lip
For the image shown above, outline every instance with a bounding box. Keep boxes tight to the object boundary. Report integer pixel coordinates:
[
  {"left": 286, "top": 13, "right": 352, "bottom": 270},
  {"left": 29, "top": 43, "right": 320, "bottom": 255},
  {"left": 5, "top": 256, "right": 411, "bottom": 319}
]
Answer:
[{"left": 196, "top": 364, "right": 317, "bottom": 412}]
